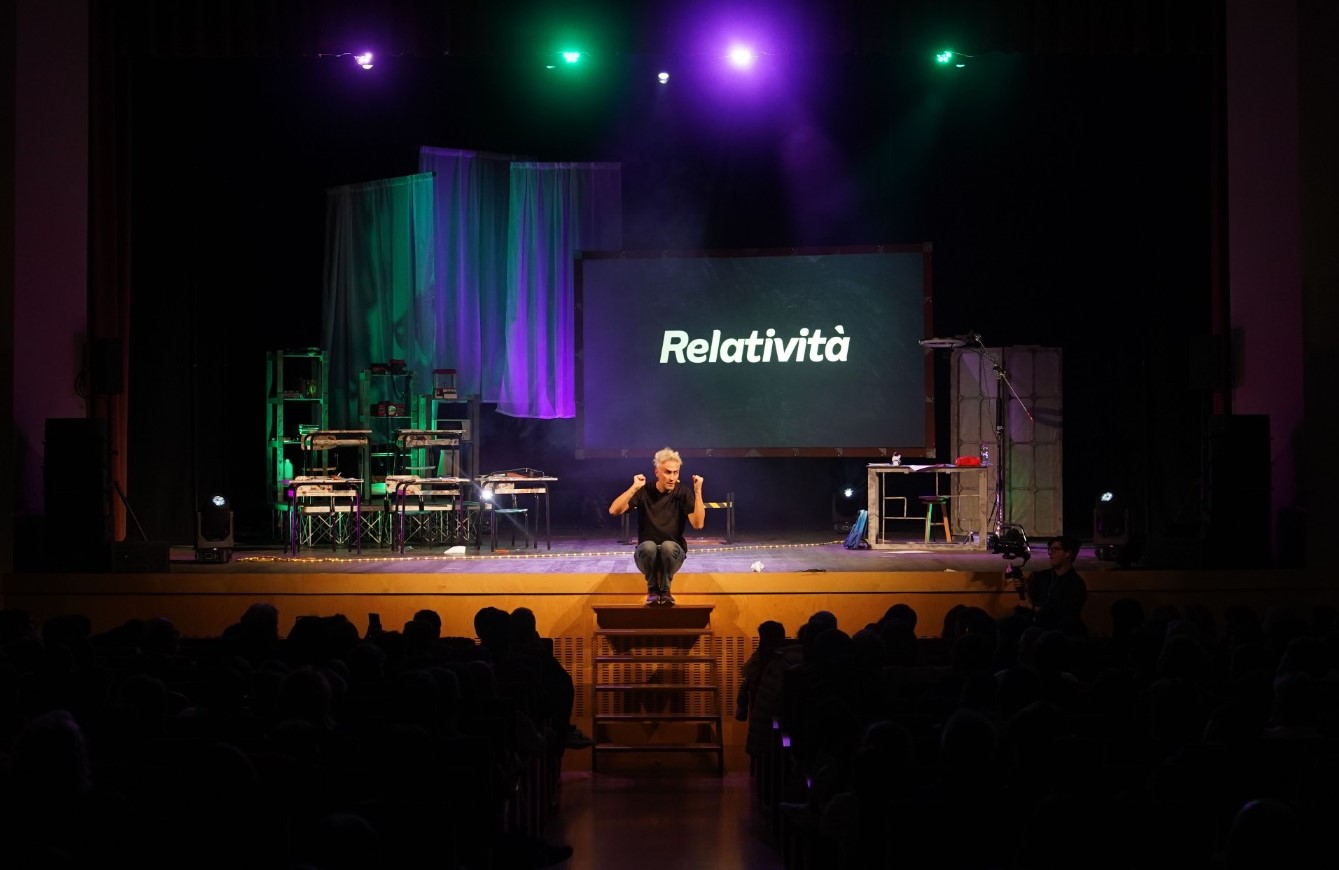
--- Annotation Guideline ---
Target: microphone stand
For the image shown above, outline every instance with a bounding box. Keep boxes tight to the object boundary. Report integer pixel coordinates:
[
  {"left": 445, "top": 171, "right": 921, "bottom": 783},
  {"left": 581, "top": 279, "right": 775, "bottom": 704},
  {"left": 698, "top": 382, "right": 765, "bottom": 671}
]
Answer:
[{"left": 961, "top": 335, "right": 1034, "bottom": 549}]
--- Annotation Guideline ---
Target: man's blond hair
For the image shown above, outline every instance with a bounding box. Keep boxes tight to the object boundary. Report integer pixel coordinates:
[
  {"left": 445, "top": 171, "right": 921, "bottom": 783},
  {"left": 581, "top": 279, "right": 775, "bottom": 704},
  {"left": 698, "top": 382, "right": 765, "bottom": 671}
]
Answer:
[{"left": 654, "top": 447, "right": 682, "bottom": 468}]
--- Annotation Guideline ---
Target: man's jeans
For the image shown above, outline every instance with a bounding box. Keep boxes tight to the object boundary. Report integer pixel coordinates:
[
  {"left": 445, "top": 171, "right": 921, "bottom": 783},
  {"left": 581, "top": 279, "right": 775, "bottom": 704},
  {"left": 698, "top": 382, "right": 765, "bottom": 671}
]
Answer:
[{"left": 634, "top": 540, "right": 685, "bottom": 591}]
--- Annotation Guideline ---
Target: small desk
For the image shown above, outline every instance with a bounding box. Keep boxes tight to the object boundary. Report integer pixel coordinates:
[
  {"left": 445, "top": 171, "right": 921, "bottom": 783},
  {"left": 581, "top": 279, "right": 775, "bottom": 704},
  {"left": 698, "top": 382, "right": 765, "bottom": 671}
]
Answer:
[
  {"left": 300, "top": 430, "right": 372, "bottom": 496},
  {"left": 388, "top": 475, "right": 471, "bottom": 552},
  {"left": 865, "top": 464, "right": 991, "bottom": 551},
  {"left": 479, "top": 475, "right": 557, "bottom": 550},
  {"left": 393, "top": 429, "right": 463, "bottom": 477},
  {"left": 287, "top": 477, "right": 363, "bottom": 554}
]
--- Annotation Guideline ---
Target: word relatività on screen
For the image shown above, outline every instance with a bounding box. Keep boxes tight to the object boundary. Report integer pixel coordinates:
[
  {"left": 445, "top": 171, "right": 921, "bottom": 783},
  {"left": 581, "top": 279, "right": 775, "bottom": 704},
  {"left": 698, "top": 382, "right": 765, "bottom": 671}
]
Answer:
[{"left": 659, "top": 326, "right": 851, "bottom": 364}]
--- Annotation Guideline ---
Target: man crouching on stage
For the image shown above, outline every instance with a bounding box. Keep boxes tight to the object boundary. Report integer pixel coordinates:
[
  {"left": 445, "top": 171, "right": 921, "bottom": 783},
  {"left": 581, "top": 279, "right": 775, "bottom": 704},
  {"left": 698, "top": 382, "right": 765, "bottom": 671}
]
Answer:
[{"left": 608, "top": 447, "right": 706, "bottom": 606}]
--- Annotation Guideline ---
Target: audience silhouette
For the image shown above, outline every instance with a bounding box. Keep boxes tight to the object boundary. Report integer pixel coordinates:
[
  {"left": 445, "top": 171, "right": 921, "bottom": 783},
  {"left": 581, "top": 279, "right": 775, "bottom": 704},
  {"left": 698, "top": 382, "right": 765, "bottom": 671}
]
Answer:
[
  {"left": 743, "top": 595, "right": 1339, "bottom": 870},
  {"left": 4, "top": 592, "right": 1338, "bottom": 870}
]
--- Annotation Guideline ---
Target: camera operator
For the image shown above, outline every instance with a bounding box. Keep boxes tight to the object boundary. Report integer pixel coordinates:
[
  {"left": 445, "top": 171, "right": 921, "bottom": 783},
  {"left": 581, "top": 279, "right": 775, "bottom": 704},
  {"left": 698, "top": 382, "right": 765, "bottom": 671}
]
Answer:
[{"left": 1008, "top": 534, "right": 1088, "bottom": 635}]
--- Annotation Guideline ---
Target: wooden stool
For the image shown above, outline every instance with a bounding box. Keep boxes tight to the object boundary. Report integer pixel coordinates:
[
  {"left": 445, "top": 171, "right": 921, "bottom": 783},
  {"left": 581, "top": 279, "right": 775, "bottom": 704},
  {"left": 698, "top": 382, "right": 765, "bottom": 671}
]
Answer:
[{"left": 919, "top": 495, "right": 952, "bottom": 543}]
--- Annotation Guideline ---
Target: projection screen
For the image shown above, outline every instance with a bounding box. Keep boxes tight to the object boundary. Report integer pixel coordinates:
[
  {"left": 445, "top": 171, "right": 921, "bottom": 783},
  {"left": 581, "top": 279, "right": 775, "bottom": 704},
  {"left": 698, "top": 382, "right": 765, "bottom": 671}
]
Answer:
[{"left": 575, "top": 246, "right": 934, "bottom": 458}]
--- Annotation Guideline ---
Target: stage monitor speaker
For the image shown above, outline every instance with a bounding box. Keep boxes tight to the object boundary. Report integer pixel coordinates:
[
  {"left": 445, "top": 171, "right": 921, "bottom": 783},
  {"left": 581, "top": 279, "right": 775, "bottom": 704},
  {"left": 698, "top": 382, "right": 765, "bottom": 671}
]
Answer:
[{"left": 1205, "top": 414, "right": 1270, "bottom": 568}]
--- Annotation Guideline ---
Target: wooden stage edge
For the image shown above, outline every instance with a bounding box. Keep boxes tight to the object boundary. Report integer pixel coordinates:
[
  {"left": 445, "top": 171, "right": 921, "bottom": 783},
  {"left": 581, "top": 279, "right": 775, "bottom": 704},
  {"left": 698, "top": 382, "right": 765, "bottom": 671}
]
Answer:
[
  {"left": 6, "top": 566, "right": 1334, "bottom": 775},
  {"left": 2, "top": 568, "right": 1332, "bottom": 642}
]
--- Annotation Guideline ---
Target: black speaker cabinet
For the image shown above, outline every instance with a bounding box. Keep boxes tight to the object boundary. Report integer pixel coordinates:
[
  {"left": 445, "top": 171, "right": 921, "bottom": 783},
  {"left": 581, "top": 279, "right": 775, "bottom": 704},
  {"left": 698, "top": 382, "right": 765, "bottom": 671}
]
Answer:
[
  {"left": 44, "top": 418, "right": 111, "bottom": 553},
  {"left": 89, "top": 337, "right": 124, "bottom": 395},
  {"left": 1205, "top": 414, "right": 1270, "bottom": 567}
]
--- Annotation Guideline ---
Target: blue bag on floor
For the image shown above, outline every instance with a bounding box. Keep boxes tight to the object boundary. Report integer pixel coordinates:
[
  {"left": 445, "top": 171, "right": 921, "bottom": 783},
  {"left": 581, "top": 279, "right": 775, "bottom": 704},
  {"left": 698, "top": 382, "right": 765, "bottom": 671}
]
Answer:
[{"left": 843, "top": 510, "right": 870, "bottom": 549}]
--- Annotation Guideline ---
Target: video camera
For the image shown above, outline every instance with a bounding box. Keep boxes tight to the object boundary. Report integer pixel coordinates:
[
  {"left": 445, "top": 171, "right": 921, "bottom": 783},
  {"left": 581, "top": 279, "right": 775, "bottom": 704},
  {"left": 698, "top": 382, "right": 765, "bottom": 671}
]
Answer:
[{"left": 994, "top": 523, "right": 1031, "bottom": 595}]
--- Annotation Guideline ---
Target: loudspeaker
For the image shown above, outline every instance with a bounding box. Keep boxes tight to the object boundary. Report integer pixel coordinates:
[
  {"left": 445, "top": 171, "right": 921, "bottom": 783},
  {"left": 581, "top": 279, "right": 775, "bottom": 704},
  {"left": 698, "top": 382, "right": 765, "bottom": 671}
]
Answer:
[
  {"left": 90, "top": 338, "right": 124, "bottom": 395},
  {"left": 1186, "top": 334, "right": 1225, "bottom": 391},
  {"left": 44, "top": 418, "right": 111, "bottom": 552},
  {"left": 1205, "top": 414, "right": 1270, "bottom": 567}
]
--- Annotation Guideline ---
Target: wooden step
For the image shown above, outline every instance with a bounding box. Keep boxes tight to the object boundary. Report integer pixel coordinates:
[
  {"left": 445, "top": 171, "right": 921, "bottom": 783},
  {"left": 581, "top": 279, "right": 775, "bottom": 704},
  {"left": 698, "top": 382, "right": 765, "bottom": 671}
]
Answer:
[
  {"left": 593, "top": 743, "right": 723, "bottom": 753},
  {"left": 594, "top": 713, "right": 722, "bottom": 722},
  {"left": 593, "top": 654, "right": 716, "bottom": 663},
  {"left": 595, "top": 683, "right": 720, "bottom": 692}
]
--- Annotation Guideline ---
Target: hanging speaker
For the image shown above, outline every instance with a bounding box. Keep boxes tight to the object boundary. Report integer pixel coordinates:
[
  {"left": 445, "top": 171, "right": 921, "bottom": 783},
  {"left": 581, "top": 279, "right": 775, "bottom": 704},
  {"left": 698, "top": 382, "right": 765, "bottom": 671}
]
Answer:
[{"left": 90, "top": 338, "right": 124, "bottom": 395}]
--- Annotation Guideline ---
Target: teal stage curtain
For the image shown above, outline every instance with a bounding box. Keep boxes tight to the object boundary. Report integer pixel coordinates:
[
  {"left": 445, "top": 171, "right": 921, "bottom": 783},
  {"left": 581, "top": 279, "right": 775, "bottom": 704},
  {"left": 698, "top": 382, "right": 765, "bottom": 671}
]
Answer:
[{"left": 322, "top": 172, "right": 436, "bottom": 429}]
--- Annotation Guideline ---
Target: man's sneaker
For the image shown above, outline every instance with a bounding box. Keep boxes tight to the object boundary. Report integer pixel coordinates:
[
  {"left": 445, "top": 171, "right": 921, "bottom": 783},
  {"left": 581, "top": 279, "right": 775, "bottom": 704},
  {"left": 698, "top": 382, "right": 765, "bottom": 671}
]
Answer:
[
  {"left": 645, "top": 591, "right": 661, "bottom": 605},
  {"left": 660, "top": 590, "right": 676, "bottom": 606}
]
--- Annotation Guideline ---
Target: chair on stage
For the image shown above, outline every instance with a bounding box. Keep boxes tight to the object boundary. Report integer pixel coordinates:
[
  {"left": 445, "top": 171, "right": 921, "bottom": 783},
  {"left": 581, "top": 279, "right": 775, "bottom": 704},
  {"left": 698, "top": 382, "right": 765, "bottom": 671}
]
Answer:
[{"left": 485, "top": 497, "right": 530, "bottom": 551}]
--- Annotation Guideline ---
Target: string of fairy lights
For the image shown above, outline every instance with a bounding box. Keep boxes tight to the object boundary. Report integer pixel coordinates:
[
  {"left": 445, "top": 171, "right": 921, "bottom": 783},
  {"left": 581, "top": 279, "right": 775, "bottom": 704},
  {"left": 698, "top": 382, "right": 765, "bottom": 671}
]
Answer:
[{"left": 237, "top": 538, "right": 843, "bottom": 566}]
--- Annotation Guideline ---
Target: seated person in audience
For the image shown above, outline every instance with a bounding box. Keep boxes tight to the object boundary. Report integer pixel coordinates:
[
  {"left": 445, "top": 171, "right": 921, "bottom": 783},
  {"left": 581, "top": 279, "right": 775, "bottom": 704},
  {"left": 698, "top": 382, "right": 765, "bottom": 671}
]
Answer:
[
  {"left": 736, "top": 620, "right": 787, "bottom": 721},
  {"left": 510, "top": 606, "right": 592, "bottom": 748},
  {"left": 1011, "top": 534, "right": 1087, "bottom": 634}
]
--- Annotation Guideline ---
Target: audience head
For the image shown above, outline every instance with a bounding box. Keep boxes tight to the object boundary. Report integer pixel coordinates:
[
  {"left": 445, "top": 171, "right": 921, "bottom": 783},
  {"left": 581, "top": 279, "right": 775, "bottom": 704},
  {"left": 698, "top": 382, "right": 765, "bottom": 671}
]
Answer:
[
  {"left": 1219, "top": 798, "right": 1306, "bottom": 869},
  {"left": 940, "top": 707, "right": 998, "bottom": 770},
  {"left": 412, "top": 609, "right": 442, "bottom": 638},
  {"left": 758, "top": 620, "right": 786, "bottom": 647},
  {"left": 1046, "top": 534, "right": 1079, "bottom": 561},
  {"left": 1110, "top": 597, "right": 1146, "bottom": 637},
  {"left": 10, "top": 708, "right": 94, "bottom": 802},
  {"left": 275, "top": 666, "right": 333, "bottom": 729},
  {"left": 473, "top": 606, "right": 512, "bottom": 653},
  {"left": 511, "top": 606, "right": 539, "bottom": 637},
  {"left": 510, "top": 606, "right": 544, "bottom": 651},
  {"left": 238, "top": 603, "right": 280, "bottom": 638},
  {"left": 882, "top": 602, "right": 917, "bottom": 631}
]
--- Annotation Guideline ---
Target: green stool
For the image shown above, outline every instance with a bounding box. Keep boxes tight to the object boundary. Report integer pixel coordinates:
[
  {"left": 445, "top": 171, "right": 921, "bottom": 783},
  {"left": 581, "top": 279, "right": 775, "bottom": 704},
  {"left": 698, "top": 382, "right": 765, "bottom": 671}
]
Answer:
[{"left": 919, "top": 495, "right": 952, "bottom": 543}]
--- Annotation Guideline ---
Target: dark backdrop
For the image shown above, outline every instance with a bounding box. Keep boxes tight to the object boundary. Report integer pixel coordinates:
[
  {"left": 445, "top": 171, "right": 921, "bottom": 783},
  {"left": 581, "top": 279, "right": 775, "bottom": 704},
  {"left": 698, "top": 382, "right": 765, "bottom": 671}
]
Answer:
[{"left": 121, "top": 35, "right": 1212, "bottom": 543}]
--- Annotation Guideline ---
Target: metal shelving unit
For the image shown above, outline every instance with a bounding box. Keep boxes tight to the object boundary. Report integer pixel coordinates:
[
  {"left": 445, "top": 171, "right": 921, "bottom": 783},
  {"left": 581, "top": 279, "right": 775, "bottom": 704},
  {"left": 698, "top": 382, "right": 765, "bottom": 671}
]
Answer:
[{"left": 265, "top": 348, "right": 327, "bottom": 510}]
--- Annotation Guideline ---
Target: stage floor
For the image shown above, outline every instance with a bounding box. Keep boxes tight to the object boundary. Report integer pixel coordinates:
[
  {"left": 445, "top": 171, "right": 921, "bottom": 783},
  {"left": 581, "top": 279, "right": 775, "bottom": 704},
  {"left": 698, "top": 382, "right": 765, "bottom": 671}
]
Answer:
[{"left": 175, "top": 526, "right": 1115, "bottom": 576}]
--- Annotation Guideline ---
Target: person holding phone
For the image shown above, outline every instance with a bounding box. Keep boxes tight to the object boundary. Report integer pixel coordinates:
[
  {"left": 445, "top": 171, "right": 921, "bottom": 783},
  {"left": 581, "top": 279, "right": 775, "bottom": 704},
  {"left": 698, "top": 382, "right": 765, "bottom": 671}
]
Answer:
[{"left": 608, "top": 446, "right": 706, "bottom": 605}]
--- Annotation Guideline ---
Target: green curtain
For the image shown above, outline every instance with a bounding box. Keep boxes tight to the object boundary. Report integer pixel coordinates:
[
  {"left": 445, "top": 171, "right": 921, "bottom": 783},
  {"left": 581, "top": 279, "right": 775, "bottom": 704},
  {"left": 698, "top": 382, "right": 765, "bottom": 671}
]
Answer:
[{"left": 322, "top": 172, "right": 436, "bottom": 429}]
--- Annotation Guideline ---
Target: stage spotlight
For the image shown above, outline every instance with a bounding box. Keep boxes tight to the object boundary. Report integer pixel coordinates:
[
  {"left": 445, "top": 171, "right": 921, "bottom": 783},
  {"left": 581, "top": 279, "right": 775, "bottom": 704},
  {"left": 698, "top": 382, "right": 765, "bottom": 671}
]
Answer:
[
  {"left": 1094, "top": 491, "right": 1129, "bottom": 562},
  {"left": 354, "top": 52, "right": 374, "bottom": 70},
  {"left": 195, "top": 493, "right": 234, "bottom": 563},
  {"left": 727, "top": 45, "right": 756, "bottom": 70},
  {"left": 934, "top": 49, "right": 970, "bottom": 68},
  {"left": 658, "top": 71, "right": 670, "bottom": 85},
  {"left": 561, "top": 50, "right": 582, "bottom": 64},
  {"left": 832, "top": 487, "right": 864, "bottom": 531}
]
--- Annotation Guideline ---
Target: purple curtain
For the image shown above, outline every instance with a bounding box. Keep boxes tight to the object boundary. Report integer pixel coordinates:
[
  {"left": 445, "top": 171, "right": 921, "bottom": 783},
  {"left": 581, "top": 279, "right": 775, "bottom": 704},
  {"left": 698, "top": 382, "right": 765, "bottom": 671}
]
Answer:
[
  {"left": 497, "top": 162, "right": 623, "bottom": 419},
  {"left": 417, "top": 147, "right": 529, "bottom": 401}
]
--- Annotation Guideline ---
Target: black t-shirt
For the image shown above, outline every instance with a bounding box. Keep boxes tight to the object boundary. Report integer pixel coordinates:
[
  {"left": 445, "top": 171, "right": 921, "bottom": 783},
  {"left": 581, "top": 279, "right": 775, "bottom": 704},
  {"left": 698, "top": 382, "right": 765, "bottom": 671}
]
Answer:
[
  {"left": 629, "top": 484, "right": 696, "bottom": 550},
  {"left": 1027, "top": 566, "right": 1088, "bottom": 630}
]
